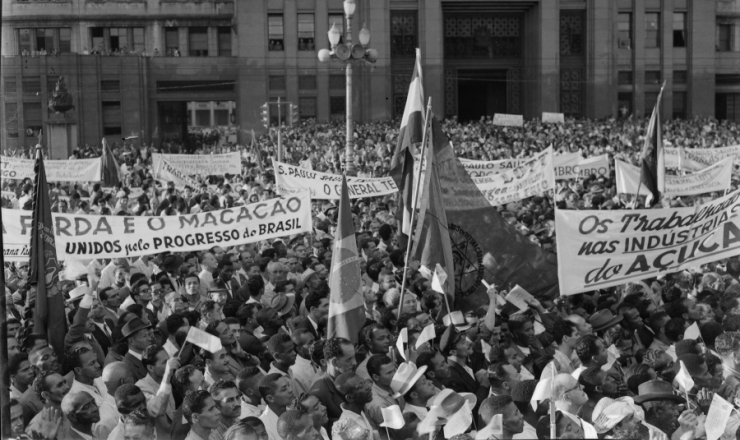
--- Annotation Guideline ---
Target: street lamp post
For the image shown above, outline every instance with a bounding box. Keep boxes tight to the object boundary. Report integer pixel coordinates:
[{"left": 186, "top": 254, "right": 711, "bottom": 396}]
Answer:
[{"left": 318, "top": 0, "right": 377, "bottom": 176}]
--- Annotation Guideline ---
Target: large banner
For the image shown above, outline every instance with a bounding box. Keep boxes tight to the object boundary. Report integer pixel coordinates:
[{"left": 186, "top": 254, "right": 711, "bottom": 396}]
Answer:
[
  {"left": 461, "top": 152, "right": 608, "bottom": 180},
  {"left": 615, "top": 158, "right": 732, "bottom": 197},
  {"left": 665, "top": 145, "right": 740, "bottom": 171},
  {"left": 151, "top": 152, "right": 242, "bottom": 176},
  {"left": 1, "top": 156, "right": 102, "bottom": 182},
  {"left": 155, "top": 156, "right": 202, "bottom": 190},
  {"left": 273, "top": 160, "right": 398, "bottom": 199},
  {"left": 2, "top": 193, "right": 312, "bottom": 261},
  {"left": 473, "top": 147, "right": 555, "bottom": 206},
  {"left": 555, "top": 189, "right": 740, "bottom": 295}
]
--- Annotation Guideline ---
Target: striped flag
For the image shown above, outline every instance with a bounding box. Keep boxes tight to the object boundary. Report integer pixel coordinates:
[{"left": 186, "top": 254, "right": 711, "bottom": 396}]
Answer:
[
  {"left": 639, "top": 83, "right": 665, "bottom": 206},
  {"left": 390, "top": 49, "right": 425, "bottom": 236},
  {"left": 28, "top": 145, "right": 67, "bottom": 358},
  {"left": 327, "top": 175, "right": 366, "bottom": 343},
  {"left": 102, "top": 138, "right": 121, "bottom": 187}
]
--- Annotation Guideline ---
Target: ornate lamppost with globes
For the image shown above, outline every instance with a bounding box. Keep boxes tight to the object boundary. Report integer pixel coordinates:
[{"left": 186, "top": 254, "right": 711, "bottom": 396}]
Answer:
[{"left": 318, "top": 0, "right": 377, "bottom": 176}]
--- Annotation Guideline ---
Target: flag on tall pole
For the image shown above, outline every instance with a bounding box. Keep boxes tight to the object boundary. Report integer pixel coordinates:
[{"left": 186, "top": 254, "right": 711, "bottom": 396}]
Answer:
[
  {"left": 28, "top": 144, "right": 67, "bottom": 358},
  {"left": 327, "top": 175, "right": 366, "bottom": 343},
  {"left": 390, "top": 49, "right": 425, "bottom": 237},
  {"left": 101, "top": 138, "right": 121, "bottom": 186},
  {"left": 639, "top": 82, "right": 666, "bottom": 206},
  {"left": 411, "top": 115, "right": 456, "bottom": 298}
]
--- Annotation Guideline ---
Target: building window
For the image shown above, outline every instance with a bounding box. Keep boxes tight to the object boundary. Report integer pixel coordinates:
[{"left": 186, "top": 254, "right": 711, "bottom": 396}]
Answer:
[
  {"left": 268, "top": 97, "right": 289, "bottom": 126},
  {"left": 268, "top": 14, "right": 284, "bottom": 51},
  {"left": 110, "top": 28, "right": 128, "bottom": 51},
  {"left": 645, "top": 13, "right": 660, "bottom": 48},
  {"left": 91, "top": 27, "right": 104, "bottom": 53},
  {"left": 717, "top": 93, "right": 740, "bottom": 123},
  {"left": 5, "top": 76, "right": 17, "bottom": 94},
  {"left": 165, "top": 28, "right": 179, "bottom": 56},
  {"left": 269, "top": 75, "right": 286, "bottom": 91},
  {"left": 298, "top": 75, "right": 317, "bottom": 91},
  {"left": 36, "top": 29, "right": 54, "bottom": 52},
  {"left": 23, "top": 77, "right": 40, "bottom": 95},
  {"left": 18, "top": 29, "right": 32, "bottom": 54},
  {"left": 330, "top": 96, "right": 346, "bottom": 119},
  {"left": 299, "top": 97, "right": 317, "bottom": 119},
  {"left": 132, "top": 28, "right": 145, "bottom": 52},
  {"left": 674, "top": 70, "right": 687, "bottom": 85},
  {"left": 329, "top": 74, "right": 344, "bottom": 91},
  {"left": 560, "top": 11, "right": 585, "bottom": 57},
  {"left": 24, "top": 102, "right": 42, "bottom": 127},
  {"left": 5, "top": 103, "right": 18, "bottom": 138},
  {"left": 717, "top": 74, "right": 740, "bottom": 86},
  {"left": 102, "top": 101, "right": 122, "bottom": 136},
  {"left": 618, "top": 13, "right": 632, "bottom": 49},
  {"left": 46, "top": 76, "right": 58, "bottom": 94},
  {"left": 674, "top": 13, "right": 686, "bottom": 47},
  {"left": 328, "top": 14, "right": 345, "bottom": 45},
  {"left": 298, "top": 14, "right": 315, "bottom": 51},
  {"left": 443, "top": 14, "right": 522, "bottom": 59},
  {"left": 673, "top": 91, "right": 687, "bottom": 119},
  {"left": 218, "top": 27, "right": 232, "bottom": 56},
  {"left": 189, "top": 27, "right": 208, "bottom": 56},
  {"left": 59, "top": 28, "right": 71, "bottom": 53},
  {"left": 718, "top": 23, "right": 733, "bottom": 52},
  {"left": 618, "top": 71, "right": 633, "bottom": 85},
  {"left": 618, "top": 92, "right": 633, "bottom": 118},
  {"left": 101, "top": 80, "right": 120, "bottom": 92},
  {"left": 645, "top": 70, "right": 662, "bottom": 85},
  {"left": 391, "top": 11, "right": 417, "bottom": 58}
]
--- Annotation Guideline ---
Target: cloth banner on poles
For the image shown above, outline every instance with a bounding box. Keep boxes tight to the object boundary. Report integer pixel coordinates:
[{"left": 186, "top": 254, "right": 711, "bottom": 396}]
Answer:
[
  {"left": 473, "top": 147, "right": 556, "bottom": 207},
  {"left": 665, "top": 145, "right": 740, "bottom": 171},
  {"left": 273, "top": 160, "right": 398, "bottom": 200},
  {"left": 555, "top": 188, "right": 740, "bottom": 295},
  {"left": 155, "top": 156, "right": 202, "bottom": 190},
  {"left": 1, "top": 156, "right": 102, "bottom": 181},
  {"left": 152, "top": 152, "right": 242, "bottom": 176},
  {"left": 2, "top": 193, "right": 312, "bottom": 261},
  {"left": 615, "top": 158, "right": 732, "bottom": 198},
  {"left": 461, "top": 152, "right": 608, "bottom": 180}
]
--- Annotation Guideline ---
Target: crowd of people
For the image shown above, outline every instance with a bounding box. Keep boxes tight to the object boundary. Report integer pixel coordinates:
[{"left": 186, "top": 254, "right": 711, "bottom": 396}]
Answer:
[{"left": 4, "top": 114, "right": 740, "bottom": 440}]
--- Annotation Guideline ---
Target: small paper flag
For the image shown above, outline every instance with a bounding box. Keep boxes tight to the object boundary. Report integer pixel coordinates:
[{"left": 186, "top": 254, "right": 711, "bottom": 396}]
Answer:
[
  {"left": 418, "top": 265, "right": 433, "bottom": 280},
  {"left": 684, "top": 322, "right": 701, "bottom": 341},
  {"left": 666, "top": 345, "right": 678, "bottom": 361},
  {"left": 475, "top": 414, "right": 503, "bottom": 440},
  {"left": 416, "top": 324, "right": 436, "bottom": 349},
  {"left": 185, "top": 327, "right": 223, "bottom": 353},
  {"left": 435, "top": 264, "right": 447, "bottom": 285},
  {"left": 675, "top": 360, "right": 694, "bottom": 393},
  {"left": 431, "top": 271, "right": 445, "bottom": 295},
  {"left": 380, "top": 405, "right": 405, "bottom": 429},
  {"left": 397, "top": 327, "right": 408, "bottom": 360},
  {"left": 601, "top": 344, "right": 620, "bottom": 372},
  {"left": 530, "top": 378, "right": 552, "bottom": 410},
  {"left": 481, "top": 339, "right": 492, "bottom": 362}
]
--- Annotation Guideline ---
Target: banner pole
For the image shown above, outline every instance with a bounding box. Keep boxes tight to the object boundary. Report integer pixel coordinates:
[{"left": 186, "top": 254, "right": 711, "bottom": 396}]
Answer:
[{"left": 396, "top": 97, "right": 433, "bottom": 331}]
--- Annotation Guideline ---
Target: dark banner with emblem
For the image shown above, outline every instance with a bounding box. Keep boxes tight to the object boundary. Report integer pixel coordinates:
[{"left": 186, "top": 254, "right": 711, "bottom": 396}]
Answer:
[
  {"left": 28, "top": 147, "right": 67, "bottom": 357},
  {"left": 430, "top": 119, "right": 559, "bottom": 309}
]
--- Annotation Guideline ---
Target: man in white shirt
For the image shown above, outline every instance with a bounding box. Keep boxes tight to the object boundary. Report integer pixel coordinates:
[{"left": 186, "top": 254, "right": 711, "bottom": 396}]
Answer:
[
  {"left": 99, "top": 258, "right": 130, "bottom": 290},
  {"left": 479, "top": 395, "right": 530, "bottom": 439},
  {"left": 335, "top": 372, "right": 380, "bottom": 439},
  {"left": 136, "top": 345, "right": 180, "bottom": 435},
  {"left": 235, "top": 366, "right": 265, "bottom": 419},
  {"left": 198, "top": 252, "right": 218, "bottom": 294},
  {"left": 259, "top": 374, "right": 295, "bottom": 440},
  {"left": 132, "top": 254, "right": 156, "bottom": 281},
  {"left": 552, "top": 373, "right": 598, "bottom": 438},
  {"left": 68, "top": 347, "right": 118, "bottom": 439},
  {"left": 60, "top": 390, "right": 100, "bottom": 440}
]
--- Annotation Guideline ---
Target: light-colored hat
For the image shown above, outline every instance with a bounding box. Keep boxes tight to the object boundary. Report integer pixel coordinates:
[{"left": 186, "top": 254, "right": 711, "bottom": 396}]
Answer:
[
  {"left": 443, "top": 311, "right": 473, "bottom": 332},
  {"left": 301, "top": 269, "right": 317, "bottom": 283},
  {"left": 429, "top": 389, "right": 477, "bottom": 419},
  {"left": 66, "top": 285, "right": 88, "bottom": 304},
  {"left": 390, "top": 362, "right": 427, "bottom": 399},
  {"left": 592, "top": 397, "right": 644, "bottom": 434},
  {"left": 262, "top": 292, "right": 296, "bottom": 316}
]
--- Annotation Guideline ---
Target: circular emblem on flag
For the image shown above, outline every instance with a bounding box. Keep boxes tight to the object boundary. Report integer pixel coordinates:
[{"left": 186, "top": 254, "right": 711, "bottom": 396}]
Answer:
[{"left": 448, "top": 223, "right": 484, "bottom": 297}]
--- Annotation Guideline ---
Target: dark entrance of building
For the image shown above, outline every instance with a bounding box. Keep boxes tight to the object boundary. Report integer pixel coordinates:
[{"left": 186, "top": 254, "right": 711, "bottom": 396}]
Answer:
[
  {"left": 457, "top": 70, "right": 508, "bottom": 122},
  {"left": 158, "top": 101, "right": 188, "bottom": 151}
]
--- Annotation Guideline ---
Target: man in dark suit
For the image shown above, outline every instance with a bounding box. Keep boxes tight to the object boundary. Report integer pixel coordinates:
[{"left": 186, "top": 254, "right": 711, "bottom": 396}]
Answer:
[
  {"left": 304, "top": 290, "right": 330, "bottom": 340},
  {"left": 439, "top": 324, "right": 489, "bottom": 413},
  {"left": 309, "top": 337, "right": 355, "bottom": 429},
  {"left": 120, "top": 317, "right": 154, "bottom": 382},
  {"left": 213, "top": 259, "right": 249, "bottom": 304}
]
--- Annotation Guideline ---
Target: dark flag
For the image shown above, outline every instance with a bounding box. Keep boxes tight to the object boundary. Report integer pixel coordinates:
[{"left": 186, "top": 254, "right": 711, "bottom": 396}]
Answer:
[
  {"left": 411, "top": 116, "right": 456, "bottom": 299},
  {"left": 28, "top": 145, "right": 67, "bottom": 357},
  {"left": 390, "top": 49, "right": 424, "bottom": 237},
  {"left": 639, "top": 84, "right": 666, "bottom": 206},
  {"left": 429, "top": 119, "right": 559, "bottom": 308},
  {"left": 327, "top": 175, "right": 366, "bottom": 343},
  {"left": 102, "top": 138, "right": 121, "bottom": 186}
]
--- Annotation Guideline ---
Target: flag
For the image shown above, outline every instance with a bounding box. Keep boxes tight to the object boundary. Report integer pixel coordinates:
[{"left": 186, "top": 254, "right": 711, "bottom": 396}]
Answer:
[
  {"left": 390, "top": 49, "right": 425, "bottom": 237},
  {"left": 327, "top": 175, "right": 366, "bottom": 343},
  {"left": 102, "top": 138, "right": 121, "bottom": 186},
  {"left": 397, "top": 327, "right": 408, "bottom": 360},
  {"left": 675, "top": 360, "right": 694, "bottom": 393},
  {"left": 29, "top": 146, "right": 67, "bottom": 358},
  {"left": 426, "top": 117, "right": 559, "bottom": 308},
  {"left": 416, "top": 324, "right": 436, "bottom": 349},
  {"left": 411, "top": 120, "right": 456, "bottom": 296},
  {"left": 639, "top": 84, "right": 666, "bottom": 206},
  {"left": 185, "top": 327, "right": 223, "bottom": 353},
  {"left": 380, "top": 405, "right": 405, "bottom": 429},
  {"left": 684, "top": 322, "right": 701, "bottom": 340}
]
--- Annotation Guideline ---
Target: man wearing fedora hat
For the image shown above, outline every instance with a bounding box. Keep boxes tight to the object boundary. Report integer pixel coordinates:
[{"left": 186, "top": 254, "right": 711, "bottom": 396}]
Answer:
[
  {"left": 634, "top": 379, "right": 704, "bottom": 439},
  {"left": 589, "top": 309, "right": 623, "bottom": 337},
  {"left": 335, "top": 372, "right": 379, "bottom": 440},
  {"left": 391, "top": 362, "right": 435, "bottom": 419},
  {"left": 121, "top": 317, "right": 155, "bottom": 382}
]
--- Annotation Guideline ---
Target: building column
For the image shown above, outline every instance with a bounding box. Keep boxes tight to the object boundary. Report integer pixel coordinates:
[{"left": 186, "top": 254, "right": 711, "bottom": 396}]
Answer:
[
  {"left": 589, "top": 0, "right": 615, "bottom": 118},
  {"left": 689, "top": 0, "right": 715, "bottom": 117}
]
